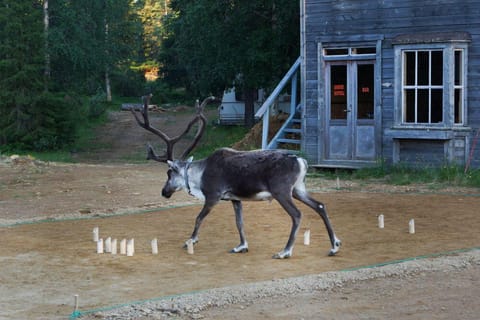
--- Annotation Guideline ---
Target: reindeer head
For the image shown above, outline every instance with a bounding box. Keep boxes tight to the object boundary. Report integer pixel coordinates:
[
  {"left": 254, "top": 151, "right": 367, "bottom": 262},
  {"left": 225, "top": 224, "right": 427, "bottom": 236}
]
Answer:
[
  {"left": 131, "top": 95, "right": 214, "bottom": 197},
  {"left": 161, "top": 157, "right": 193, "bottom": 198}
]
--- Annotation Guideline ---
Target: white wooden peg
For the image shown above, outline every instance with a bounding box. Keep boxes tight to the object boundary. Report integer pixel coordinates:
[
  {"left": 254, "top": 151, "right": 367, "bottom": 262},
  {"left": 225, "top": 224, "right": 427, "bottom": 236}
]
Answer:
[
  {"left": 409, "top": 219, "right": 415, "bottom": 234},
  {"left": 127, "top": 239, "right": 134, "bottom": 256},
  {"left": 378, "top": 214, "right": 384, "bottom": 229},
  {"left": 73, "top": 294, "right": 79, "bottom": 313},
  {"left": 93, "top": 227, "right": 99, "bottom": 242},
  {"left": 303, "top": 230, "right": 311, "bottom": 245},
  {"left": 96, "top": 238, "right": 104, "bottom": 254},
  {"left": 111, "top": 239, "right": 117, "bottom": 255},
  {"left": 186, "top": 239, "right": 194, "bottom": 255},
  {"left": 151, "top": 238, "right": 158, "bottom": 255},
  {"left": 105, "top": 237, "right": 112, "bottom": 253},
  {"left": 120, "top": 239, "right": 127, "bottom": 255}
]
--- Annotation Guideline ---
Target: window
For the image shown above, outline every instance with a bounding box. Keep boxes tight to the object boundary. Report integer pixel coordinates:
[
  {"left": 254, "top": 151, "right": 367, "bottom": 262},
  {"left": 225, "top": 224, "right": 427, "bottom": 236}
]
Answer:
[
  {"left": 402, "top": 50, "right": 444, "bottom": 123},
  {"left": 394, "top": 33, "right": 469, "bottom": 127}
]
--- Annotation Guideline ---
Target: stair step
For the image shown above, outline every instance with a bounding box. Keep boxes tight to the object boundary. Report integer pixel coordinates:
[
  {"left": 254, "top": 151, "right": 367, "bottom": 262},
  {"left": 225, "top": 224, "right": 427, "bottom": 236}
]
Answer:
[
  {"left": 291, "top": 119, "right": 302, "bottom": 124},
  {"left": 277, "top": 138, "right": 301, "bottom": 144},
  {"left": 284, "top": 128, "right": 302, "bottom": 134}
]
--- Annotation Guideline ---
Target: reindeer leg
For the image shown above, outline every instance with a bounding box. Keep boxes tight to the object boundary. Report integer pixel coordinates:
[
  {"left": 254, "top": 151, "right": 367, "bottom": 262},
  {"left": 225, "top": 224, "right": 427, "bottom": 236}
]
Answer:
[
  {"left": 230, "top": 200, "right": 249, "bottom": 253},
  {"left": 272, "top": 195, "right": 302, "bottom": 259},
  {"left": 185, "top": 201, "right": 216, "bottom": 248},
  {"left": 293, "top": 189, "right": 341, "bottom": 256}
]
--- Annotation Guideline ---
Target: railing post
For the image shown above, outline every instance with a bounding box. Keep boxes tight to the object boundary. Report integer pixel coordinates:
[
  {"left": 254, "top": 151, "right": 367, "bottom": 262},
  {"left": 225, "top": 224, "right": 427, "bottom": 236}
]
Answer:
[
  {"left": 261, "top": 106, "right": 270, "bottom": 149},
  {"left": 290, "top": 71, "right": 298, "bottom": 115},
  {"left": 255, "top": 57, "right": 301, "bottom": 119}
]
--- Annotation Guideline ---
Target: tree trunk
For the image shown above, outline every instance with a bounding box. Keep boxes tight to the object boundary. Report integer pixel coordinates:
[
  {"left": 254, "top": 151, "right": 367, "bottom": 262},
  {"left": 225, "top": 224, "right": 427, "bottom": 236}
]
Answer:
[
  {"left": 243, "top": 87, "right": 256, "bottom": 128},
  {"left": 105, "top": 68, "right": 112, "bottom": 102},
  {"left": 43, "top": 0, "right": 50, "bottom": 89},
  {"left": 104, "top": 2, "right": 112, "bottom": 102}
]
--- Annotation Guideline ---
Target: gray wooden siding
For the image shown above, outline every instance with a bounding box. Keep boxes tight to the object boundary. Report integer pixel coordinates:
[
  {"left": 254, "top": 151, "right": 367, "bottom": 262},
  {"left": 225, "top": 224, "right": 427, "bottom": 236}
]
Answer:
[
  {"left": 303, "top": 0, "right": 480, "bottom": 167},
  {"left": 398, "top": 139, "right": 446, "bottom": 165}
]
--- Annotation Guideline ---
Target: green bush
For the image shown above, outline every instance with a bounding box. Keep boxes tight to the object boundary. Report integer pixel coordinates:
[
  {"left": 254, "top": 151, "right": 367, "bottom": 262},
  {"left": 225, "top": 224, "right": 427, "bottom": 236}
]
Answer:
[
  {"left": 112, "top": 69, "right": 145, "bottom": 97},
  {"left": 146, "top": 80, "right": 193, "bottom": 105},
  {"left": 0, "top": 92, "right": 83, "bottom": 152},
  {"left": 88, "top": 89, "right": 109, "bottom": 119}
]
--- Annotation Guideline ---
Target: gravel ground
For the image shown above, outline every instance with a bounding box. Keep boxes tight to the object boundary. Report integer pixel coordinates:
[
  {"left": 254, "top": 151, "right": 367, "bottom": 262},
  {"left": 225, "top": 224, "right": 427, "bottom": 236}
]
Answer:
[{"left": 77, "top": 249, "right": 480, "bottom": 319}]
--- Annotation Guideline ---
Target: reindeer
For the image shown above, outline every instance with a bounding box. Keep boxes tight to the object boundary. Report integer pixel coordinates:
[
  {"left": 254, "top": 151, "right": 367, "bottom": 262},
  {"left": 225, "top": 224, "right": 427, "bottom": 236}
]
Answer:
[{"left": 131, "top": 95, "right": 341, "bottom": 259}]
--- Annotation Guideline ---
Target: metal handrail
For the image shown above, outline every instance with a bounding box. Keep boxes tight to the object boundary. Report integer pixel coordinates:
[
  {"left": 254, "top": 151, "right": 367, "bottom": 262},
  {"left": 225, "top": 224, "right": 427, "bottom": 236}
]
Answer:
[{"left": 255, "top": 56, "right": 301, "bottom": 149}]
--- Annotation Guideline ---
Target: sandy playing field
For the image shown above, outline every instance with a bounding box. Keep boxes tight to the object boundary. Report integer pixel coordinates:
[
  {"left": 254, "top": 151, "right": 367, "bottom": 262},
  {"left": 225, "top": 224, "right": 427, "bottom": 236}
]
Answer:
[{"left": 1, "top": 110, "right": 479, "bottom": 319}]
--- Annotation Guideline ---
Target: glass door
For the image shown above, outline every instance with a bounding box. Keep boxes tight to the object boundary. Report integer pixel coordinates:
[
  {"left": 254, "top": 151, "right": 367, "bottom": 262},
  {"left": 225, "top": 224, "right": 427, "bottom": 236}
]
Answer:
[{"left": 326, "top": 61, "right": 375, "bottom": 160}]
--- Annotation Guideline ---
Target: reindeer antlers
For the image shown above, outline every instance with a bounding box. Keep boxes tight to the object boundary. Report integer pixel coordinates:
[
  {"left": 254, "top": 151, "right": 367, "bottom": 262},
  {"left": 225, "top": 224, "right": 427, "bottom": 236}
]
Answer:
[{"left": 131, "top": 94, "right": 216, "bottom": 162}]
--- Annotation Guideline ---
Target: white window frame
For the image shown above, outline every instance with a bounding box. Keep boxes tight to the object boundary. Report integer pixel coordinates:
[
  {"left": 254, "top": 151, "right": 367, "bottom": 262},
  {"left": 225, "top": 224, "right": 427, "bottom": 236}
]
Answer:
[
  {"left": 401, "top": 49, "right": 444, "bottom": 124},
  {"left": 454, "top": 49, "right": 466, "bottom": 125},
  {"left": 394, "top": 43, "right": 468, "bottom": 128}
]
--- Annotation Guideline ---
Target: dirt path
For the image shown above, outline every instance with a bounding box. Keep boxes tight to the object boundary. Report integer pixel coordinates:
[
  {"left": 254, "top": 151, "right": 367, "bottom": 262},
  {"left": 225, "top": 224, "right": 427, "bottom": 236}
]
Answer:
[{"left": 0, "top": 109, "right": 479, "bottom": 320}]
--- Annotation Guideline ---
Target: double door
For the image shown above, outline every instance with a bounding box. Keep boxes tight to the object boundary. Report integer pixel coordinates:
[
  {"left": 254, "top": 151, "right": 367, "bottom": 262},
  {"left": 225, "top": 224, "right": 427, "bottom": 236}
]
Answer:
[{"left": 325, "top": 61, "right": 376, "bottom": 161}]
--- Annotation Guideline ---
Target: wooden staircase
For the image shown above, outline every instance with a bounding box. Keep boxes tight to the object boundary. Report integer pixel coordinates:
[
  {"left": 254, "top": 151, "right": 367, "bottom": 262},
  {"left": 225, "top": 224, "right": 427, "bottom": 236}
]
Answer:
[
  {"left": 255, "top": 57, "right": 302, "bottom": 153},
  {"left": 268, "top": 110, "right": 302, "bottom": 152}
]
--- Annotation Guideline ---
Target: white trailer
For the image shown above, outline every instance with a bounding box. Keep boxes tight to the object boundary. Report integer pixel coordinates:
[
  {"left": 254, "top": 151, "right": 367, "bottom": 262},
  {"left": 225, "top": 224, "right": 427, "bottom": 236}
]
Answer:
[{"left": 218, "top": 88, "right": 291, "bottom": 125}]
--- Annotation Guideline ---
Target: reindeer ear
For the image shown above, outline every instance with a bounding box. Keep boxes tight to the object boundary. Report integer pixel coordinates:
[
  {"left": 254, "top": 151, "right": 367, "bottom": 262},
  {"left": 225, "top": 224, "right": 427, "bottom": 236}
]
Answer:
[
  {"left": 167, "top": 160, "right": 174, "bottom": 168},
  {"left": 186, "top": 156, "right": 194, "bottom": 163}
]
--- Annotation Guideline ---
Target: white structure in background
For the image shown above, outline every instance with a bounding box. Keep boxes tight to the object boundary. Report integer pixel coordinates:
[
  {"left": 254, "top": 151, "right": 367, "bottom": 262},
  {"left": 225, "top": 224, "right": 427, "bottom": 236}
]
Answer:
[{"left": 218, "top": 88, "right": 291, "bottom": 125}]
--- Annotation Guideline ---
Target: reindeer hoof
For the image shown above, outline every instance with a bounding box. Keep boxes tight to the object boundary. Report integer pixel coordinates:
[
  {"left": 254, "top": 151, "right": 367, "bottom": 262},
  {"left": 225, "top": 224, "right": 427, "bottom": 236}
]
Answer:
[
  {"left": 272, "top": 251, "right": 292, "bottom": 259},
  {"left": 230, "top": 248, "right": 249, "bottom": 254},
  {"left": 230, "top": 244, "right": 249, "bottom": 253},
  {"left": 183, "top": 239, "right": 197, "bottom": 249},
  {"left": 328, "top": 239, "right": 342, "bottom": 256}
]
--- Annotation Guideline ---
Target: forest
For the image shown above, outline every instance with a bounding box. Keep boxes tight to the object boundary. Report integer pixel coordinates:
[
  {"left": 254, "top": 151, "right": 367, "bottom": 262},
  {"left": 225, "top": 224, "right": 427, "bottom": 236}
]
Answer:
[{"left": 0, "top": 0, "right": 299, "bottom": 152}]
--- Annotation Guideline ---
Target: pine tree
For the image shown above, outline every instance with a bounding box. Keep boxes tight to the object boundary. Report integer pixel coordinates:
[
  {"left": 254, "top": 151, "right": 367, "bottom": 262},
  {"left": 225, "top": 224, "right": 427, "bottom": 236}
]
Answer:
[
  {"left": 0, "top": 1, "right": 44, "bottom": 148},
  {"left": 0, "top": 1, "right": 79, "bottom": 151}
]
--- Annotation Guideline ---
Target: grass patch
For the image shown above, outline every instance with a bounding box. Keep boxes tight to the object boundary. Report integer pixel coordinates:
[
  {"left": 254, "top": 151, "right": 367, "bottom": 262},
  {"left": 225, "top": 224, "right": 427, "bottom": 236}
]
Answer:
[
  {"left": 191, "top": 124, "right": 250, "bottom": 159},
  {"left": 19, "top": 151, "right": 75, "bottom": 163},
  {"left": 311, "top": 162, "right": 480, "bottom": 188}
]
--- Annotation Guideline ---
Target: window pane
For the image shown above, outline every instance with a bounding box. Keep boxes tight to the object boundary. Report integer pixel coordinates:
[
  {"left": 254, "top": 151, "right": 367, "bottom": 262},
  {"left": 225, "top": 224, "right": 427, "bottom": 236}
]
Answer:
[
  {"left": 431, "top": 89, "right": 443, "bottom": 123},
  {"left": 417, "top": 51, "right": 429, "bottom": 85},
  {"left": 431, "top": 51, "right": 443, "bottom": 85},
  {"left": 455, "top": 50, "right": 463, "bottom": 86},
  {"left": 357, "top": 64, "right": 374, "bottom": 119},
  {"left": 417, "top": 89, "right": 429, "bottom": 122},
  {"left": 330, "top": 65, "right": 347, "bottom": 120},
  {"left": 455, "top": 88, "right": 463, "bottom": 123},
  {"left": 354, "top": 47, "right": 376, "bottom": 55},
  {"left": 405, "top": 89, "right": 415, "bottom": 122},
  {"left": 405, "top": 51, "right": 416, "bottom": 85},
  {"left": 325, "top": 48, "right": 348, "bottom": 56}
]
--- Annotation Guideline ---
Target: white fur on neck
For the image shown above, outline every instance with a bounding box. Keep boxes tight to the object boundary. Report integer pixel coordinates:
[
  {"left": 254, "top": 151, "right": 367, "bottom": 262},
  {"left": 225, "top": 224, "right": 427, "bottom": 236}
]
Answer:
[{"left": 185, "top": 166, "right": 205, "bottom": 201}]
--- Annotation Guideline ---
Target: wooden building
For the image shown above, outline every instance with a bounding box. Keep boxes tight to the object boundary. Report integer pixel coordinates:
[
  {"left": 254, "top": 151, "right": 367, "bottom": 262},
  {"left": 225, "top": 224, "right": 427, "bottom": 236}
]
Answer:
[{"left": 299, "top": 0, "right": 480, "bottom": 168}]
